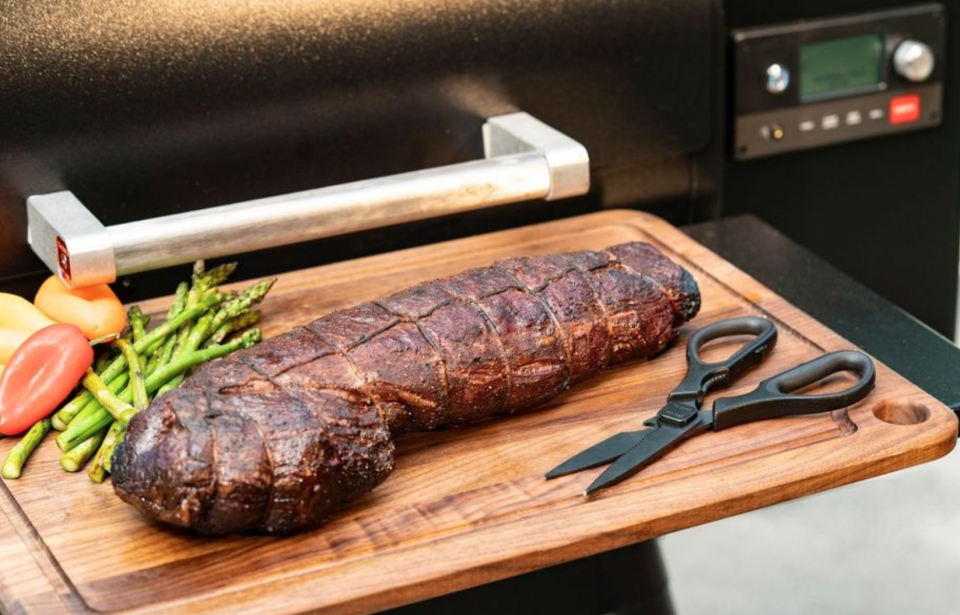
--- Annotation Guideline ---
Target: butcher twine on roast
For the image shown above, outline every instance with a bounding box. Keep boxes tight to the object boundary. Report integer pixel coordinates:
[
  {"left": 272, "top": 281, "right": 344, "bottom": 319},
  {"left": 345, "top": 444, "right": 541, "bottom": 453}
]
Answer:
[{"left": 112, "top": 242, "right": 700, "bottom": 534}]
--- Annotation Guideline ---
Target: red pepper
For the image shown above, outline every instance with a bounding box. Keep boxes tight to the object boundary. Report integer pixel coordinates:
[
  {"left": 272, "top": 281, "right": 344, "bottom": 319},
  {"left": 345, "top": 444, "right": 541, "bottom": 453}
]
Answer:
[{"left": 0, "top": 324, "right": 93, "bottom": 436}]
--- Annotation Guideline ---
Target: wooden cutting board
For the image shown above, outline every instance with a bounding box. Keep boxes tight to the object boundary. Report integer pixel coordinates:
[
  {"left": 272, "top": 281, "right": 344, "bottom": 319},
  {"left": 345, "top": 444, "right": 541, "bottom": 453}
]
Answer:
[{"left": 0, "top": 210, "right": 955, "bottom": 615}]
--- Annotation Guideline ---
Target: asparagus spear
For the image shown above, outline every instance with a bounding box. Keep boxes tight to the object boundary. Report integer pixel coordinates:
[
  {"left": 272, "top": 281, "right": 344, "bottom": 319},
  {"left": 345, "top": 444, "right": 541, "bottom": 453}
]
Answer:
[
  {"left": 172, "top": 262, "right": 235, "bottom": 346},
  {"left": 101, "top": 432, "right": 124, "bottom": 473},
  {"left": 52, "top": 295, "right": 222, "bottom": 427},
  {"left": 168, "top": 306, "right": 217, "bottom": 382},
  {"left": 60, "top": 428, "right": 107, "bottom": 472},
  {"left": 163, "top": 265, "right": 226, "bottom": 372},
  {"left": 80, "top": 370, "right": 137, "bottom": 425},
  {"left": 78, "top": 337, "right": 149, "bottom": 427},
  {"left": 145, "top": 282, "right": 188, "bottom": 375},
  {"left": 58, "top": 329, "right": 262, "bottom": 449},
  {"left": 2, "top": 418, "right": 51, "bottom": 479},
  {"left": 113, "top": 339, "right": 148, "bottom": 413},
  {"left": 207, "top": 278, "right": 275, "bottom": 336},
  {"left": 167, "top": 325, "right": 192, "bottom": 368},
  {"left": 202, "top": 311, "right": 261, "bottom": 348},
  {"left": 192, "top": 262, "right": 237, "bottom": 299},
  {"left": 128, "top": 306, "right": 148, "bottom": 343},
  {"left": 172, "top": 281, "right": 190, "bottom": 315},
  {"left": 178, "top": 310, "right": 215, "bottom": 361},
  {"left": 89, "top": 420, "right": 125, "bottom": 481},
  {"left": 80, "top": 370, "right": 137, "bottom": 426},
  {"left": 88, "top": 333, "right": 122, "bottom": 348}
]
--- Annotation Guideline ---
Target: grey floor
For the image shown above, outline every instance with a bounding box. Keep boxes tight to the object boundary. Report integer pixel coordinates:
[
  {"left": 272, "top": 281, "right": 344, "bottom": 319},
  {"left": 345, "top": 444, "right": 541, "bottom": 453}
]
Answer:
[{"left": 661, "top": 446, "right": 960, "bottom": 615}]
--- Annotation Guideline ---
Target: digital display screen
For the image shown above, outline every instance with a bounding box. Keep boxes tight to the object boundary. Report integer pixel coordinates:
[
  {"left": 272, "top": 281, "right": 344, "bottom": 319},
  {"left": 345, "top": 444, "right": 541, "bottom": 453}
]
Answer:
[{"left": 800, "top": 34, "right": 883, "bottom": 100}]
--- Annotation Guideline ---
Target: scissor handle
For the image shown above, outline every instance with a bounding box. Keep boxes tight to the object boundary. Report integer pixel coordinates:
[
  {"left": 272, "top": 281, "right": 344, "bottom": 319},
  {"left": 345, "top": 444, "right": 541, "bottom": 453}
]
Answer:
[
  {"left": 712, "top": 350, "right": 876, "bottom": 431},
  {"left": 668, "top": 316, "right": 778, "bottom": 406}
]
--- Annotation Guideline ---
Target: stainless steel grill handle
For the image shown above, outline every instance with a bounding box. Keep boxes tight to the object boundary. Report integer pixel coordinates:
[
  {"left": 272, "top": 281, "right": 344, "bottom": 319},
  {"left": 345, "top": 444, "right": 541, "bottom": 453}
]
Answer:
[{"left": 27, "top": 112, "right": 589, "bottom": 288}]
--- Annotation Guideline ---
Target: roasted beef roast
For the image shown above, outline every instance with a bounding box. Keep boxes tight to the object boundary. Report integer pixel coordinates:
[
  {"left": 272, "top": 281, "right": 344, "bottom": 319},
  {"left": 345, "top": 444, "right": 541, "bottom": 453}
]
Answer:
[{"left": 113, "top": 242, "right": 700, "bottom": 534}]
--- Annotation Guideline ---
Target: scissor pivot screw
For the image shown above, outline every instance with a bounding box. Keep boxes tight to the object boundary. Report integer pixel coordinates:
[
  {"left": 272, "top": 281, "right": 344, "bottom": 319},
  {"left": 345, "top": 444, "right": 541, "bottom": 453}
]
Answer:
[{"left": 657, "top": 403, "right": 699, "bottom": 427}]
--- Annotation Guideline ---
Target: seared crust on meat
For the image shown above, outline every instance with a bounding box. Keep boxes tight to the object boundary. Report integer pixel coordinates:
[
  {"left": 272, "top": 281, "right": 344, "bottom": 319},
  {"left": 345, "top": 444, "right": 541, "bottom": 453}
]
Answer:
[{"left": 113, "top": 242, "right": 700, "bottom": 534}]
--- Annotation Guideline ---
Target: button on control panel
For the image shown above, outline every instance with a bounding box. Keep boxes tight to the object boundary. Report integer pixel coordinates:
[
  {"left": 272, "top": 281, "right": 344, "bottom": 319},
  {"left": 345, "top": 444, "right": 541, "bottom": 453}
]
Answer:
[
  {"left": 889, "top": 94, "right": 921, "bottom": 124},
  {"left": 739, "top": 86, "right": 941, "bottom": 159}
]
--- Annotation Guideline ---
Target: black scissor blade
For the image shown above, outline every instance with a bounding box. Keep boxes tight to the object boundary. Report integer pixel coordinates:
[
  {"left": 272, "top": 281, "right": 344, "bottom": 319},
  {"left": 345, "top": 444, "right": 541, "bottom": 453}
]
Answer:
[
  {"left": 584, "top": 423, "right": 697, "bottom": 495},
  {"left": 545, "top": 430, "right": 651, "bottom": 480}
]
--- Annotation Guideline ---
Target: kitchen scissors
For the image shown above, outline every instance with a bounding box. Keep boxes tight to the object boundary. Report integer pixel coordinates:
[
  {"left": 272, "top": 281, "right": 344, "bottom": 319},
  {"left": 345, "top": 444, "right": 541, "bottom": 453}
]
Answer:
[{"left": 545, "top": 316, "right": 876, "bottom": 494}]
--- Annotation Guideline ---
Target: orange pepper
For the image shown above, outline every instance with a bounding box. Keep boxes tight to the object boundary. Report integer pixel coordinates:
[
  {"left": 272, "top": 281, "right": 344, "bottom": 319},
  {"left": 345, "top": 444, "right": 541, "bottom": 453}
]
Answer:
[{"left": 33, "top": 276, "right": 127, "bottom": 340}]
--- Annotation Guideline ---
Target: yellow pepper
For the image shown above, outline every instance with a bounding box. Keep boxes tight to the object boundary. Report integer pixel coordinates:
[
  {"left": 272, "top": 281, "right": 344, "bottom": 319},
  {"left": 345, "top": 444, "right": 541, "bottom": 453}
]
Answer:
[
  {"left": 34, "top": 276, "right": 127, "bottom": 340},
  {"left": 0, "top": 328, "right": 34, "bottom": 364},
  {"left": 0, "top": 293, "right": 57, "bottom": 331}
]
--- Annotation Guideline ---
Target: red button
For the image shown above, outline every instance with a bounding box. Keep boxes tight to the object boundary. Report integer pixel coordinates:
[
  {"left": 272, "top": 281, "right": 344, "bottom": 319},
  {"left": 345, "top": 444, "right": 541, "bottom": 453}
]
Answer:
[{"left": 889, "top": 95, "right": 921, "bottom": 125}]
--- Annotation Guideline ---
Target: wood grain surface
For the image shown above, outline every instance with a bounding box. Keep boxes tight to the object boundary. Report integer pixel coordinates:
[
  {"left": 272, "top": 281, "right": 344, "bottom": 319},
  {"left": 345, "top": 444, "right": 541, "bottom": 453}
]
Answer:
[{"left": 0, "top": 210, "right": 955, "bottom": 615}]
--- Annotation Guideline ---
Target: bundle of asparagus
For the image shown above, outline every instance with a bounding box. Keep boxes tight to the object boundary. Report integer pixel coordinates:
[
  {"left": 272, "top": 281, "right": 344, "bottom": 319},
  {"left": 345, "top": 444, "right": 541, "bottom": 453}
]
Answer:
[{"left": 1, "top": 262, "right": 274, "bottom": 482}]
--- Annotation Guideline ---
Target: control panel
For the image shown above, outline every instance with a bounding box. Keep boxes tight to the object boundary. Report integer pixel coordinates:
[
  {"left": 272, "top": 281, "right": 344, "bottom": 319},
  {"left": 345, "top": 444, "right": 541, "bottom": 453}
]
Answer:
[{"left": 732, "top": 4, "right": 945, "bottom": 160}]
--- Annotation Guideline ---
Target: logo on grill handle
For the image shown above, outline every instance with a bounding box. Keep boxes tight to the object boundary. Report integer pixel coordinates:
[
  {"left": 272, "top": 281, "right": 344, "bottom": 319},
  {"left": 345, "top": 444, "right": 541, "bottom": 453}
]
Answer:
[{"left": 55, "top": 235, "right": 72, "bottom": 282}]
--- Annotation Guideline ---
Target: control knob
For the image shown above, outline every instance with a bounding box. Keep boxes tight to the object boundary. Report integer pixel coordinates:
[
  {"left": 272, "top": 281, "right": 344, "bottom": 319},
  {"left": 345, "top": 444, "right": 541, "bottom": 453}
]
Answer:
[
  {"left": 765, "top": 63, "right": 790, "bottom": 94},
  {"left": 893, "top": 40, "right": 935, "bottom": 82}
]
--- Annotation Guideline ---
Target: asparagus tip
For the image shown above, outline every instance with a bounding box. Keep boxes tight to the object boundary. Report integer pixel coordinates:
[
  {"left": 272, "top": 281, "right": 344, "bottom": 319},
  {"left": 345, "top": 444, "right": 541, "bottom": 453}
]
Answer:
[
  {"left": 240, "top": 328, "right": 262, "bottom": 348},
  {"left": 252, "top": 277, "right": 278, "bottom": 298},
  {"left": 192, "top": 260, "right": 206, "bottom": 280}
]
